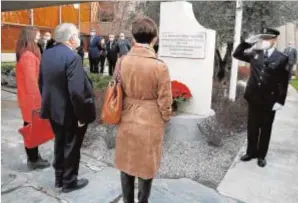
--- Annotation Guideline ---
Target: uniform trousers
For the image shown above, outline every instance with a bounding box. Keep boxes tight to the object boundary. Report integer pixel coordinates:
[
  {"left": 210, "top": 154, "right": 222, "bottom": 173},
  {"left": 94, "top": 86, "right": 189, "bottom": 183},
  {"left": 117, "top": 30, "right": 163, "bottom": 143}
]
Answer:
[{"left": 246, "top": 104, "right": 276, "bottom": 158}]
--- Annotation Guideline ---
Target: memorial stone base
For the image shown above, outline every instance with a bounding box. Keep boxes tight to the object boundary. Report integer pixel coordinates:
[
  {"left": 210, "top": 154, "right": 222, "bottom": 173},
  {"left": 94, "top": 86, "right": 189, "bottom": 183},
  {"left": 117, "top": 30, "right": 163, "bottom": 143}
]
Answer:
[{"left": 165, "top": 111, "right": 215, "bottom": 142}]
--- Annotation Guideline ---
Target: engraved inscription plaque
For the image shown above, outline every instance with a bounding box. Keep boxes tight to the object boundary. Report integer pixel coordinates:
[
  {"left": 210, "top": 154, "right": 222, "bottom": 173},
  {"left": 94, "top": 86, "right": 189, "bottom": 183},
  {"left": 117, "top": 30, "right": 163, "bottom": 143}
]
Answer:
[{"left": 159, "top": 32, "right": 206, "bottom": 59}]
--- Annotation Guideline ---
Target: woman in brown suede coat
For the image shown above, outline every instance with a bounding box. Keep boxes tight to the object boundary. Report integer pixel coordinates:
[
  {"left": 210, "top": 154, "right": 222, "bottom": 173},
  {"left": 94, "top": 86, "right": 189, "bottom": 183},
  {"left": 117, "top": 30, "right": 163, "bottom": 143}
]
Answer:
[{"left": 114, "top": 17, "right": 172, "bottom": 203}]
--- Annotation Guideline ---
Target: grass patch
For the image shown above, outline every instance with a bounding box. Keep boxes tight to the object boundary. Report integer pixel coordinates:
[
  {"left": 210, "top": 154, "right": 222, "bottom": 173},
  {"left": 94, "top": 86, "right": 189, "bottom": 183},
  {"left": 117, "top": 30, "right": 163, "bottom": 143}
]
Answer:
[
  {"left": 1, "top": 62, "right": 16, "bottom": 74},
  {"left": 291, "top": 78, "right": 298, "bottom": 91},
  {"left": 83, "top": 58, "right": 89, "bottom": 67}
]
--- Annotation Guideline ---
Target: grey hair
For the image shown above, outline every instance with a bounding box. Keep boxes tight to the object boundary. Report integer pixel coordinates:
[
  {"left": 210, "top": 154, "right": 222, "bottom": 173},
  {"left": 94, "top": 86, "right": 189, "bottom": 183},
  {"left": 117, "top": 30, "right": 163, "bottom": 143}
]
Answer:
[{"left": 54, "top": 23, "right": 78, "bottom": 43}]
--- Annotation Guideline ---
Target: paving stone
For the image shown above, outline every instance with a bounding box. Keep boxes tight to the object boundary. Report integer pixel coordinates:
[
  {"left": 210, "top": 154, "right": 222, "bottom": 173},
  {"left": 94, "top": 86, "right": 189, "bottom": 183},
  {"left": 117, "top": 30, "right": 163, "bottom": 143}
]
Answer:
[
  {"left": 2, "top": 187, "right": 61, "bottom": 203},
  {"left": 218, "top": 87, "right": 298, "bottom": 203}
]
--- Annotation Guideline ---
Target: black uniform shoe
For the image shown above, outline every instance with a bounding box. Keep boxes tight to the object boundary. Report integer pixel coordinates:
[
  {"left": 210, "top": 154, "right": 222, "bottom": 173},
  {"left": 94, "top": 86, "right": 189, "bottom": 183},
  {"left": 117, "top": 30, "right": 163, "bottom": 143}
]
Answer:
[
  {"left": 27, "top": 157, "right": 50, "bottom": 170},
  {"left": 257, "top": 158, "right": 267, "bottom": 167},
  {"left": 240, "top": 154, "right": 257, "bottom": 161},
  {"left": 62, "top": 178, "right": 89, "bottom": 193}
]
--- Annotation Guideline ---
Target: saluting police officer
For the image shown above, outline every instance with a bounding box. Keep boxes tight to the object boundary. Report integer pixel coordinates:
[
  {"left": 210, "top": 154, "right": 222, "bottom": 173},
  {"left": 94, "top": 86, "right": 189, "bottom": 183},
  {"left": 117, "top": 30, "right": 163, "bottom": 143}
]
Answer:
[{"left": 233, "top": 28, "right": 289, "bottom": 167}]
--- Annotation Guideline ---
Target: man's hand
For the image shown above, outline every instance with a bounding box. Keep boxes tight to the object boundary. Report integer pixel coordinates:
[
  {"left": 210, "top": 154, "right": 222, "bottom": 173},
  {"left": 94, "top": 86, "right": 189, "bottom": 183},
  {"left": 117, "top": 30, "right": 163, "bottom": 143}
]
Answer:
[
  {"left": 78, "top": 121, "right": 85, "bottom": 127},
  {"left": 272, "top": 103, "right": 283, "bottom": 111},
  {"left": 245, "top": 35, "right": 261, "bottom": 44}
]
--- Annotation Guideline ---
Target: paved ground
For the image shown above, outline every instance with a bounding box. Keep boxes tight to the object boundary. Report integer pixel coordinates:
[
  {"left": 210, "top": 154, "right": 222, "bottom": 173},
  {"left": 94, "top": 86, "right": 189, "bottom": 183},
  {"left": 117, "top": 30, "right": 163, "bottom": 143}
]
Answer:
[
  {"left": 218, "top": 86, "right": 298, "bottom": 203},
  {"left": 1, "top": 90, "right": 241, "bottom": 203}
]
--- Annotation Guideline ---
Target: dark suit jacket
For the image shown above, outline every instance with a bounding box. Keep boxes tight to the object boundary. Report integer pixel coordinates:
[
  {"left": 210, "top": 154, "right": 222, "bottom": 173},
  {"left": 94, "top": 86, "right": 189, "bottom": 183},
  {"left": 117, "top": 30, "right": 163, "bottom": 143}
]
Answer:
[
  {"left": 117, "top": 39, "right": 131, "bottom": 57},
  {"left": 106, "top": 41, "right": 118, "bottom": 63},
  {"left": 88, "top": 36, "right": 101, "bottom": 59},
  {"left": 233, "top": 42, "right": 289, "bottom": 110},
  {"left": 39, "top": 44, "right": 96, "bottom": 126},
  {"left": 284, "top": 47, "right": 297, "bottom": 66}
]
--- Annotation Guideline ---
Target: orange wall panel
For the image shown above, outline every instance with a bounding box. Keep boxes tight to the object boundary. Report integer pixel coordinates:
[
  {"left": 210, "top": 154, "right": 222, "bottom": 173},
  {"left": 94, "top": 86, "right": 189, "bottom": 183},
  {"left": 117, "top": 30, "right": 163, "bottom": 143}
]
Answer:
[
  {"left": 61, "top": 5, "right": 79, "bottom": 25},
  {"left": 33, "top": 6, "right": 59, "bottom": 28},
  {"left": 1, "top": 25, "right": 23, "bottom": 52},
  {"left": 80, "top": 3, "right": 91, "bottom": 23},
  {"left": 1, "top": 10, "right": 30, "bottom": 25}
]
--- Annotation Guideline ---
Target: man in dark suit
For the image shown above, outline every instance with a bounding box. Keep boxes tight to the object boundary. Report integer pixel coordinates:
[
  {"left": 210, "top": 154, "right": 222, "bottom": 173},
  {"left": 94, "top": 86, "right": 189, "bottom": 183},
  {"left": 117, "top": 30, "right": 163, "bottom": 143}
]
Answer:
[
  {"left": 233, "top": 28, "right": 289, "bottom": 167},
  {"left": 38, "top": 32, "right": 56, "bottom": 54},
  {"left": 117, "top": 33, "right": 131, "bottom": 57},
  {"left": 106, "top": 34, "right": 118, "bottom": 76},
  {"left": 76, "top": 36, "right": 85, "bottom": 65},
  {"left": 87, "top": 29, "right": 101, "bottom": 73},
  {"left": 39, "top": 23, "right": 96, "bottom": 193},
  {"left": 284, "top": 42, "right": 297, "bottom": 80}
]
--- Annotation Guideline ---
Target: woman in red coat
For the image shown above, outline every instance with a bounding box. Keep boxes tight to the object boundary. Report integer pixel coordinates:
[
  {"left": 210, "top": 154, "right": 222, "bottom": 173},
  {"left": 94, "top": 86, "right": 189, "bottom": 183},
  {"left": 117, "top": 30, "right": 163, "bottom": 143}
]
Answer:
[{"left": 16, "top": 26, "right": 50, "bottom": 170}]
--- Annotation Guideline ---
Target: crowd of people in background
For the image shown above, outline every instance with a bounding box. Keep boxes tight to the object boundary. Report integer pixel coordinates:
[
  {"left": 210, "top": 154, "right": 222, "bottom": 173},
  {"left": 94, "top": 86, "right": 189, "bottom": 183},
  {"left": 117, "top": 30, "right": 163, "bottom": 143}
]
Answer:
[{"left": 37, "top": 29, "right": 133, "bottom": 76}]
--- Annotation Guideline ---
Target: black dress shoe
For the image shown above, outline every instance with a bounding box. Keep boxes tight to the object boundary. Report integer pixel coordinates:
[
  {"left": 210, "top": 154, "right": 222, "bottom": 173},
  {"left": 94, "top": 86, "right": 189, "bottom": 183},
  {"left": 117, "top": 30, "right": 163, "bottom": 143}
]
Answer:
[
  {"left": 62, "top": 178, "right": 89, "bottom": 193},
  {"left": 240, "top": 154, "right": 257, "bottom": 161},
  {"left": 258, "top": 158, "right": 267, "bottom": 167},
  {"left": 55, "top": 181, "right": 62, "bottom": 188},
  {"left": 27, "top": 157, "right": 51, "bottom": 170}
]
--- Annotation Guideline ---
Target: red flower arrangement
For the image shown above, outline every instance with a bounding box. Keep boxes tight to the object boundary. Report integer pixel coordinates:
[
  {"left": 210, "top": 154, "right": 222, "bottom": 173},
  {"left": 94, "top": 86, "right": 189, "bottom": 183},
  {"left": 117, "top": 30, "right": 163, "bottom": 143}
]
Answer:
[{"left": 171, "top": 80, "right": 192, "bottom": 111}]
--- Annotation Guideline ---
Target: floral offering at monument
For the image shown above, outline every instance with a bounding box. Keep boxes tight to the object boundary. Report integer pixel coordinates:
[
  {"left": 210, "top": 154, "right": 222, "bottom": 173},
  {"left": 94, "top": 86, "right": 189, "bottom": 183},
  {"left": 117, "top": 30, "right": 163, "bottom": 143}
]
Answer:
[{"left": 171, "top": 80, "right": 192, "bottom": 111}]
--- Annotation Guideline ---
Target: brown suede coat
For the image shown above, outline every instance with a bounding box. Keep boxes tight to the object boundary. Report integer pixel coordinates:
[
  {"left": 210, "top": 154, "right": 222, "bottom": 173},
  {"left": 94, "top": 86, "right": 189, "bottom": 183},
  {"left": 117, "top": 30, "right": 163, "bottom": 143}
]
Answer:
[{"left": 115, "top": 45, "right": 172, "bottom": 179}]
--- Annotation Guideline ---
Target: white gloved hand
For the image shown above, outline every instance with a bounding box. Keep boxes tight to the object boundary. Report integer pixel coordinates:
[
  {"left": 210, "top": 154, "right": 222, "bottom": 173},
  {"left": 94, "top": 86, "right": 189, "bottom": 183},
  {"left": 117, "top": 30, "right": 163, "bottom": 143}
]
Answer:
[
  {"left": 78, "top": 121, "right": 85, "bottom": 127},
  {"left": 245, "top": 35, "right": 261, "bottom": 44},
  {"left": 272, "top": 103, "right": 283, "bottom": 111}
]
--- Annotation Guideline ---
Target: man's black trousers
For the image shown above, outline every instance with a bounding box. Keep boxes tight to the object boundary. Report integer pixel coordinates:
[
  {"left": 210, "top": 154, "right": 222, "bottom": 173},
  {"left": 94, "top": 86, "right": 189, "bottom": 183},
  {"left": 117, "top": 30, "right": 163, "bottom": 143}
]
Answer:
[
  {"left": 50, "top": 119, "right": 87, "bottom": 187},
  {"left": 246, "top": 104, "right": 276, "bottom": 159},
  {"left": 89, "top": 57, "right": 100, "bottom": 73},
  {"left": 108, "top": 59, "right": 117, "bottom": 76}
]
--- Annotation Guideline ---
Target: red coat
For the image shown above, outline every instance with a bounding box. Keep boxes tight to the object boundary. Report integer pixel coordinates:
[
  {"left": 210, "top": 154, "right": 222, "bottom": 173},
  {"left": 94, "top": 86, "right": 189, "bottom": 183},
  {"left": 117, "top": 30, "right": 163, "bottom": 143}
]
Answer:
[{"left": 16, "top": 51, "right": 41, "bottom": 123}]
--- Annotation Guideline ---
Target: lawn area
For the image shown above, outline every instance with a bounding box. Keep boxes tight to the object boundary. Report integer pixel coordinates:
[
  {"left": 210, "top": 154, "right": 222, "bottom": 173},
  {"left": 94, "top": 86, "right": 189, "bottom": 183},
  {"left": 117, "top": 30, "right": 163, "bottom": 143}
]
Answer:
[
  {"left": 291, "top": 78, "right": 298, "bottom": 91},
  {"left": 1, "top": 61, "right": 111, "bottom": 91}
]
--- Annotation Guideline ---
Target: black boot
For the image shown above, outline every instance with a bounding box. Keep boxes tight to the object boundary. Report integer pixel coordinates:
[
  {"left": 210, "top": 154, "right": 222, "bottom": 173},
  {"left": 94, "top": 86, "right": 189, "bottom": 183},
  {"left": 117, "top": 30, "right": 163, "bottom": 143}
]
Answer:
[
  {"left": 138, "top": 177, "right": 153, "bottom": 203},
  {"left": 121, "top": 172, "right": 135, "bottom": 203},
  {"left": 27, "top": 155, "right": 50, "bottom": 170}
]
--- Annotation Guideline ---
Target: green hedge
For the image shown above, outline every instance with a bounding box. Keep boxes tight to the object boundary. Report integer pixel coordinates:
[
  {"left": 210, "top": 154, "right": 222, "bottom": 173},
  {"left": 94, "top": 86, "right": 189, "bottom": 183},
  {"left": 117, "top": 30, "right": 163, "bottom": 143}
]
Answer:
[
  {"left": 1, "top": 62, "right": 15, "bottom": 74},
  {"left": 88, "top": 73, "right": 112, "bottom": 91}
]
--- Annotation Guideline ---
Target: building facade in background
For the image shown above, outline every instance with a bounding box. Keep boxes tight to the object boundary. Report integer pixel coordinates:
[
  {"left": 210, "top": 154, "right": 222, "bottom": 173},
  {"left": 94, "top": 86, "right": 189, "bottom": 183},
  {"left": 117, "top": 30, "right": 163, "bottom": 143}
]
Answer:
[{"left": 1, "top": 2, "right": 137, "bottom": 62}]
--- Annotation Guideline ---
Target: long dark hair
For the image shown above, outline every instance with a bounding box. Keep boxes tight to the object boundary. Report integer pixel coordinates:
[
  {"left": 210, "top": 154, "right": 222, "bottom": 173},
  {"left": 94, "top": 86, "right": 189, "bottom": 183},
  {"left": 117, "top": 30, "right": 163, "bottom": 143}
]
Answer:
[{"left": 16, "top": 26, "right": 41, "bottom": 62}]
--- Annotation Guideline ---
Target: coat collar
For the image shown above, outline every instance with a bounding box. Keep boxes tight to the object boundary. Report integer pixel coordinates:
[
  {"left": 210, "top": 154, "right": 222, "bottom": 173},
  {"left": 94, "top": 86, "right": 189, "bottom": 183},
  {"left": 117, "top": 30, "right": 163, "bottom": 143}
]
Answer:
[{"left": 128, "top": 43, "right": 157, "bottom": 58}]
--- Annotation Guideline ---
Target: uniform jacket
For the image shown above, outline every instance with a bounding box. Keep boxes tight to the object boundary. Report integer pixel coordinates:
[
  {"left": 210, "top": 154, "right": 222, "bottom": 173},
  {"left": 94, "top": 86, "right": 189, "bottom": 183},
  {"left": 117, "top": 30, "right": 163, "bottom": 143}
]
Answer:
[
  {"left": 115, "top": 45, "right": 173, "bottom": 179},
  {"left": 284, "top": 47, "right": 297, "bottom": 66},
  {"left": 16, "top": 50, "right": 41, "bottom": 123},
  {"left": 88, "top": 36, "right": 101, "bottom": 59},
  {"left": 39, "top": 44, "right": 96, "bottom": 126},
  {"left": 233, "top": 42, "right": 289, "bottom": 110},
  {"left": 117, "top": 39, "right": 131, "bottom": 57},
  {"left": 106, "top": 40, "right": 118, "bottom": 63}
]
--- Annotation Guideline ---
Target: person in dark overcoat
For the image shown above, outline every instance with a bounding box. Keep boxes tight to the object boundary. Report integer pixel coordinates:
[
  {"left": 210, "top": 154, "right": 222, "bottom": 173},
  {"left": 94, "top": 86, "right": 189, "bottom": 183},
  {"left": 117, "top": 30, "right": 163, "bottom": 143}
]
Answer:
[
  {"left": 106, "top": 34, "right": 118, "bottom": 76},
  {"left": 88, "top": 29, "right": 101, "bottom": 73},
  {"left": 39, "top": 23, "right": 96, "bottom": 193},
  {"left": 233, "top": 28, "right": 289, "bottom": 167},
  {"left": 283, "top": 42, "right": 297, "bottom": 80}
]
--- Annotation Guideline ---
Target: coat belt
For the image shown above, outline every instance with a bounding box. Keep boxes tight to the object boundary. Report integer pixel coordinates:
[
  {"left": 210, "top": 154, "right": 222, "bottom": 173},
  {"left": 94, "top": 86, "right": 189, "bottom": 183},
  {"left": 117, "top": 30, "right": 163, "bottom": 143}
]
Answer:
[{"left": 124, "top": 97, "right": 157, "bottom": 106}]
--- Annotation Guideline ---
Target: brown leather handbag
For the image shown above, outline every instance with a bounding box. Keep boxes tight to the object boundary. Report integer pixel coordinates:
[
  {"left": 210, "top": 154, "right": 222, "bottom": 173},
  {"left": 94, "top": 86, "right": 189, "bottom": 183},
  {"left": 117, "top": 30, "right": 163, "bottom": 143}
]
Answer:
[{"left": 101, "top": 58, "right": 124, "bottom": 124}]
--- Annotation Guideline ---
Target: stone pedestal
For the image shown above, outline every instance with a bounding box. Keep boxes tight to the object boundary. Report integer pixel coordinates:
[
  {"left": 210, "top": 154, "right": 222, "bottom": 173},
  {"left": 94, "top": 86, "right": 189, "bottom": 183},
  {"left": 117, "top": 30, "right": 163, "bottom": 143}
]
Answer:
[
  {"left": 165, "top": 111, "right": 214, "bottom": 142},
  {"left": 159, "top": 1, "right": 216, "bottom": 116}
]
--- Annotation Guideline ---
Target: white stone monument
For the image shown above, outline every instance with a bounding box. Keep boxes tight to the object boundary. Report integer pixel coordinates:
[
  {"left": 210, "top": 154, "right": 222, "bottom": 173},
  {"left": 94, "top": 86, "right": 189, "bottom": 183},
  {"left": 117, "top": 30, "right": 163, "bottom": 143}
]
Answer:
[
  {"left": 159, "top": 1, "right": 216, "bottom": 116},
  {"left": 159, "top": 1, "right": 216, "bottom": 141}
]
